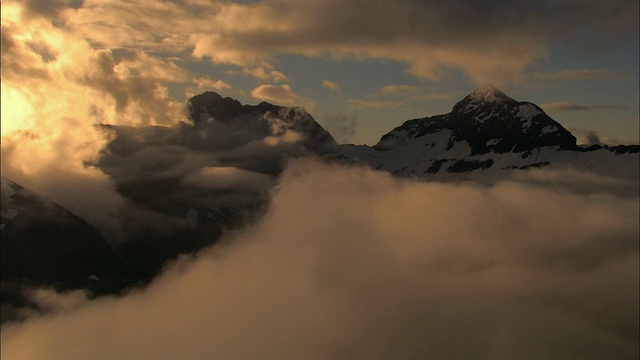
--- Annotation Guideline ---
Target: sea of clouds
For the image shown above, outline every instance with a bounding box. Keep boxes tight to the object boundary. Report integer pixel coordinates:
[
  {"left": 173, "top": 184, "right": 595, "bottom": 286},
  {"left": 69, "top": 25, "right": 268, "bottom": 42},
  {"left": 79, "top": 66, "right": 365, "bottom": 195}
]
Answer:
[{"left": 2, "top": 159, "right": 637, "bottom": 360}]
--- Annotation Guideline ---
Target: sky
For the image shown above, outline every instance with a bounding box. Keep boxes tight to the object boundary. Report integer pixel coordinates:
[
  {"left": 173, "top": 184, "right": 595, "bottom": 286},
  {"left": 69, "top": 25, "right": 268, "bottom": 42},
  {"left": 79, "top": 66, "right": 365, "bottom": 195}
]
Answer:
[{"left": 1, "top": 0, "right": 638, "bottom": 146}]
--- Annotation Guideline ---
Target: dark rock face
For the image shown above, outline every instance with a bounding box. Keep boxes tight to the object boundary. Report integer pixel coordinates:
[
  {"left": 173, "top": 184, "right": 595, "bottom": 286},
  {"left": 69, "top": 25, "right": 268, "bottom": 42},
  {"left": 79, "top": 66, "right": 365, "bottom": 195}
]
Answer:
[
  {"left": 186, "top": 91, "right": 337, "bottom": 153},
  {"left": 375, "top": 85, "right": 578, "bottom": 154},
  {"left": 1, "top": 178, "right": 136, "bottom": 322},
  {"left": 1, "top": 178, "right": 133, "bottom": 292},
  {"left": 91, "top": 92, "right": 338, "bottom": 284}
]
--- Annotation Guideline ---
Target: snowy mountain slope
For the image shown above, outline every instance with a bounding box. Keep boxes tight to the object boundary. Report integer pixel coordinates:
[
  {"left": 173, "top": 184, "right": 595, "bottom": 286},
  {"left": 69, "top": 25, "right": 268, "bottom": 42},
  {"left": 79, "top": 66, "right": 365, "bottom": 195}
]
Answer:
[
  {"left": 333, "top": 85, "right": 638, "bottom": 180},
  {"left": 375, "top": 84, "right": 577, "bottom": 154}
]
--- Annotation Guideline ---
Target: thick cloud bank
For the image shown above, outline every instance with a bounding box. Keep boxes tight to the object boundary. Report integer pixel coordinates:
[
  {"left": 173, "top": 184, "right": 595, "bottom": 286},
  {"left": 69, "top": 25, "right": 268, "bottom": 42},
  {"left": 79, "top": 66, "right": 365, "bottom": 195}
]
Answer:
[{"left": 2, "top": 160, "right": 638, "bottom": 359}]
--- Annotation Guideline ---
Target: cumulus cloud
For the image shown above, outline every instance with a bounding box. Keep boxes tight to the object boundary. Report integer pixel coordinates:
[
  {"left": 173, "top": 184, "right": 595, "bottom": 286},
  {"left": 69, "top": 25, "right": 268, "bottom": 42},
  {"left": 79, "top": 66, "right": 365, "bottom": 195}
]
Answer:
[
  {"left": 240, "top": 66, "right": 288, "bottom": 82},
  {"left": 1, "top": 160, "right": 637, "bottom": 360},
  {"left": 1, "top": 1, "right": 191, "bottom": 229},
  {"left": 185, "top": 77, "right": 231, "bottom": 98},
  {"left": 348, "top": 99, "right": 404, "bottom": 109},
  {"left": 322, "top": 80, "right": 341, "bottom": 91}
]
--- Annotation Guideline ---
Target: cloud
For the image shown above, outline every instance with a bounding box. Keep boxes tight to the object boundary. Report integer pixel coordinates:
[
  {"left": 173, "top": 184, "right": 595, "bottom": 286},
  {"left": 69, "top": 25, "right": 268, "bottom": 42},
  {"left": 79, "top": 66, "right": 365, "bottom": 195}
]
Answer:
[
  {"left": 0, "top": 5, "right": 194, "bottom": 237},
  {"left": 188, "top": 0, "right": 638, "bottom": 84},
  {"left": 322, "top": 80, "right": 341, "bottom": 92},
  {"left": 324, "top": 112, "right": 357, "bottom": 143},
  {"left": 182, "top": 166, "right": 274, "bottom": 192},
  {"left": 530, "top": 69, "right": 627, "bottom": 81},
  {"left": 379, "top": 84, "right": 419, "bottom": 96},
  {"left": 541, "top": 101, "right": 592, "bottom": 111},
  {"left": 570, "top": 127, "right": 639, "bottom": 146},
  {"left": 348, "top": 99, "right": 404, "bottom": 110},
  {"left": 185, "top": 77, "right": 231, "bottom": 98},
  {"left": 241, "top": 67, "right": 288, "bottom": 82},
  {"left": 541, "top": 101, "right": 627, "bottom": 112},
  {"left": 1, "top": 160, "right": 638, "bottom": 359},
  {"left": 7, "top": 0, "right": 635, "bottom": 91},
  {"left": 251, "top": 84, "right": 314, "bottom": 109}
]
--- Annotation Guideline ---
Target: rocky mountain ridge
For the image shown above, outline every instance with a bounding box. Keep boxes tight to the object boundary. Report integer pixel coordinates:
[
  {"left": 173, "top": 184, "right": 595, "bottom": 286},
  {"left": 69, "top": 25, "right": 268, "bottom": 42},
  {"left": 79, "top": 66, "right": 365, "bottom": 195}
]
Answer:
[{"left": 335, "top": 85, "right": 638, "bottom": 178}]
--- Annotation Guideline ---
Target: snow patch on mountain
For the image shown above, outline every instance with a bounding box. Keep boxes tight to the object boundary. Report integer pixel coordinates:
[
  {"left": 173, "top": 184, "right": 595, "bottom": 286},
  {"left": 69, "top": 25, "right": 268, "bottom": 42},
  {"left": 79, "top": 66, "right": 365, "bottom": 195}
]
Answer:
[
  {"left": 469, "top": 84, "right": 504, "bottom": 103},
  {"left": 516, "top": 103, "right": 542, "bottom": 120}
]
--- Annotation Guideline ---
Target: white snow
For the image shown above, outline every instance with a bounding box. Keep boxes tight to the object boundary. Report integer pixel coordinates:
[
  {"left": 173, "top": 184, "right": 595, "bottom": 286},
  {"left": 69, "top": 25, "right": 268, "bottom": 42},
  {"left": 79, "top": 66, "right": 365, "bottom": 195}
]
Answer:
[
  {"left": 470, "top": 84, "right": 500, "bottom": 102},
  {"left": 1, "top": 209, "right": 18, "bottom": 219},
  {"left": 517, "top": 104, "right": 541, "bottom": 122},
  {"left": 540, "top": 125, "right": 557, "bottom": 135}
]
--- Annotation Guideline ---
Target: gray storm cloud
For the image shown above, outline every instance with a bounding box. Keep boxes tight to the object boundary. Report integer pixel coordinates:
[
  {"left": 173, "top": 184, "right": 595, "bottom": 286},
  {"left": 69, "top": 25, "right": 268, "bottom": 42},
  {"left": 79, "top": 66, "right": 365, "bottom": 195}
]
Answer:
[{"left": 2, "top": 159, "right": 637, "bottom": 360}]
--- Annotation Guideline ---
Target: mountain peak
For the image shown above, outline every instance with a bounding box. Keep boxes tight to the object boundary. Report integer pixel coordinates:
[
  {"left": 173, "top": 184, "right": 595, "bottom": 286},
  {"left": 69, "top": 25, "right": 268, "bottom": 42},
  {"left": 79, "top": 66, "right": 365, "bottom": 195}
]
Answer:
[
  {"left": 376, "top": 85, "right": 577, "bottom": 154},
  {"left": 451, "top": 84, "right": 516, "bottom": 116},
  {"left": 468, "top": 84, "right": 511, "bottom": 103}
]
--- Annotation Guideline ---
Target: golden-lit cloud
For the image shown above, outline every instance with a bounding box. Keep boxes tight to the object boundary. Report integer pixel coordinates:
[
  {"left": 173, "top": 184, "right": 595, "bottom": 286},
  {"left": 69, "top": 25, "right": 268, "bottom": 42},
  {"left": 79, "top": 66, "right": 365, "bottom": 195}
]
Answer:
[
  {"left": 1, "top": 160, "right": 638, "bottom": 359},
  {"left": 185, "top": 77, "right": 232, "bottom": 98},
  {"left": 184, "top": 0, "right": 637, "bottom": 84},
  {"left": 0, "top": 0, "right": 637, "bottom": 241},
  {"left": 241, "top": 66, "right": 288, "bottom": 82},
  {"left": 0, "top": 84, "right": 35, "bottom": 136},
  {"left": 251, "top": 84, "right": 314, "bottom": 109},
  {"left": 322, "top": 80, "right": 341, "bottom": 92},
  {"left": 0, "top": 1, "right": 192, "bottom": 236}
]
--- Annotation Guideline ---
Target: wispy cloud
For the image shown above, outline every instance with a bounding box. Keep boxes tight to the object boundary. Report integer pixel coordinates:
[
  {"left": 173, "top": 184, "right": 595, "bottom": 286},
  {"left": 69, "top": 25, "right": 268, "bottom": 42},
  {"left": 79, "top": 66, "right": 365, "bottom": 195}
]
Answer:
[
  {"left": 541, "top": 101, "right": 627, "bottom": 112},
  {"left": 530, "top": 69, "right": 627, "bottom": 81},
  {"left": 379, "top": 84, "right": 419, "bottom": 96},
  {"left": 377, "top": 85, "right": 456, "bottom": 102},
  {"left": 348, "top": 99, "right": 405, "bottom": 110},
  {"left": 322, "top": 80, "right": 341, "bottom": 92}
]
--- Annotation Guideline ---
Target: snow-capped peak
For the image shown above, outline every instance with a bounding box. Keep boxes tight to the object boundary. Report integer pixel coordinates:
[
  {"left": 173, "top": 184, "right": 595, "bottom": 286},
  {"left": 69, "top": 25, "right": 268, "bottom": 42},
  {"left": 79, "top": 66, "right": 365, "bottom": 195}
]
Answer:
[{"left": 469, "top": 84, "right": 508, "bottom": 103}]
